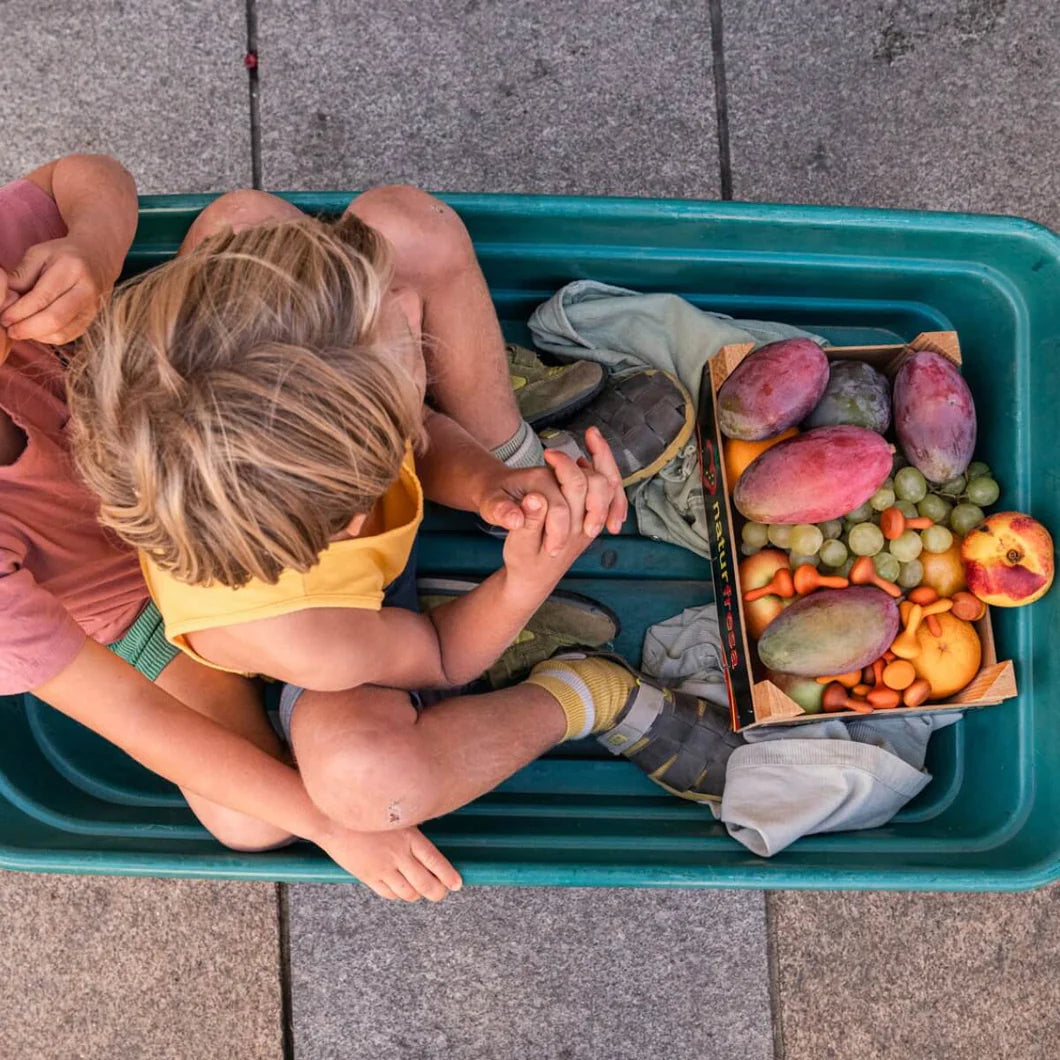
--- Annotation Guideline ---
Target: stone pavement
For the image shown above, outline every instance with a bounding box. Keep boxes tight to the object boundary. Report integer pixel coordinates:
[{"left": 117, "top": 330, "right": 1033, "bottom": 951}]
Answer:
[{"left": 1, "top": 1, "right": 1058, "bottom": 1057}]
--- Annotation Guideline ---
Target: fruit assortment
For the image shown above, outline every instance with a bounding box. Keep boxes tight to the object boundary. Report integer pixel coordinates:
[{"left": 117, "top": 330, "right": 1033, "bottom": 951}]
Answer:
[{"left": 721, "top": 337, "right": 1053, "bottom": 717}]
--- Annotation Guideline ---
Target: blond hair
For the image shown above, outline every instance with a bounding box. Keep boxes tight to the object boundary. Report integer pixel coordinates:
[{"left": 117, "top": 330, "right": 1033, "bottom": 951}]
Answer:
[{"left": 68, "top": 213, "right": 425, "bottom": 588}]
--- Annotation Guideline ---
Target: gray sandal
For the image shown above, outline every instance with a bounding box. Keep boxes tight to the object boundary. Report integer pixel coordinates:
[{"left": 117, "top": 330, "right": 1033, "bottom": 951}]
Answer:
[
  {"left": 540, "top": 369, "right": 695, "bottom": 486},
  {"left": 555, "top": 650, "right": 744, "bottom": 803}
]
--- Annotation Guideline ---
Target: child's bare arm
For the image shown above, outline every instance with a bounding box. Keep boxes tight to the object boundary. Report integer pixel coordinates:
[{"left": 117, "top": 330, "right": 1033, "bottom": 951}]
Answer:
[
  {"left": 247, "top": 436, "right": 624, "bottom": 692},
  {"left": 32, "top": 639, "right": 461, "bottom": 898},
  {"left": 1, "top": 154, "right": 137, "bottom": 345}
]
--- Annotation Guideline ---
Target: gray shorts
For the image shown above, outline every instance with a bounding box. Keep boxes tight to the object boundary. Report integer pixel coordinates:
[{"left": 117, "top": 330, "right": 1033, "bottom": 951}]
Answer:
[{"left": 276, "top": 545, "right": 422, "bottom": 745}]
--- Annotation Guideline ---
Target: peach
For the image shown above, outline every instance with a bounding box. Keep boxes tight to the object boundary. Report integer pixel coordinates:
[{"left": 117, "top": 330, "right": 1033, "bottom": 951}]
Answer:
[
  {"left": 961, "top": 512, "right": 1054, "bottom": 607},
  {"left": 739, "top": 549, "right": 791, "bottom": 639}
]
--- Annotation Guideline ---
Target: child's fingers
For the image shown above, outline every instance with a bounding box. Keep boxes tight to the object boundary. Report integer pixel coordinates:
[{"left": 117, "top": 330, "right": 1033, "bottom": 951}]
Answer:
[
  {"left": 411, "top": 831, "right": 463, "bottom": 891},
  {"left": 366, "top": 879, "right": 401, "bottom": 901},
  {"left": 582, "top": 469, "right": 612, "bottom": 538},
  {"left": 584, "top": 427, "right": 627, "bottom": 533},
  {"left": 398, "top": 856, "right": 452, "bottom": 903},
  {"left": 383, "top": 872, "right": 422, "bottom": 903},
  {"left": 0, "top": 249, "right": 65, "bottom": 324},
  {"left": 481, "top": 492, "right": 524, "bottom": 532},
  {"left": 8, "top": 289, "right": 94, "bottom": 344}
]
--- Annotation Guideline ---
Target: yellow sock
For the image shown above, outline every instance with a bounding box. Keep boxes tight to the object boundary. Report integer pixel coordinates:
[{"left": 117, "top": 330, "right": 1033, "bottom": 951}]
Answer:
[{"left": 527, "top": 657, "right": 637, "bottom": 741}]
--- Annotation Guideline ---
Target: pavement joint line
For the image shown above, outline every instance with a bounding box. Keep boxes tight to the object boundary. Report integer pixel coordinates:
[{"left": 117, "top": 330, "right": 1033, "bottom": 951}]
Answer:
[
  {"left": 765, "top": 891, "right": 787, "bottom": 1060},
  {"left": 277, "top": 883, "right": 295, "bottom": 1060},
  {"left": 245, "top": 0, "right": 263, "bottom": 189},
  {"left": 708, "top": 0, "right": 733, "bottom": 200}
]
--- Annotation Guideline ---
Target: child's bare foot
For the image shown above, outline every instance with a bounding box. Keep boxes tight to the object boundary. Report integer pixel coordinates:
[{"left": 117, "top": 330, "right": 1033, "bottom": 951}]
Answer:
[{"left": 318, "top": 823, "right": 462, "bottom": 902}]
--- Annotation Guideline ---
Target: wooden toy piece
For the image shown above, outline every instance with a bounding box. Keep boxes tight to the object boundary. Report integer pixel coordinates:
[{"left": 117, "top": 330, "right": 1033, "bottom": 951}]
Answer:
[
  {"left": 950, "top": 591, "right": 987, "bottom": 621},
  {"left": 822, "top": 682, "right": 875, "bottom": 714},
  {"left": 880, "top": 506, "right": 933, "bottom": 541},
  {"left": 903, "top": 678, "right": 932, "bottom": 707},
  {"left": 907, "top": 586, "right": 939, "bottom": 606},
  {"left": 891, "top": 603, "right": 924, "bottom": 659},
  {"left": 883, "top": 659, "right": 917, "bottom": 690},
  {"left": 744, "top": 566, "right": 796, "bottom": 603},
  {"left": 866, "top": 658, "right": 901, "bottom": 708},
  {"left": 815, "top": 670, "right": 862, "bottom": 688},
  {"left": 883, "top": 649, "right": 897, "bottom": 663},
  {"left": 792, "top": 564, "right": 850, "bottom": 595},
  {"left": 921, "top": 597, "right": 954, "bottom": 638},
  {"left": 849, "top": 555, "right": 903, "bottom": 598},
  {"left": 852, "top": 682, "right": 871, "bottom": 697}
]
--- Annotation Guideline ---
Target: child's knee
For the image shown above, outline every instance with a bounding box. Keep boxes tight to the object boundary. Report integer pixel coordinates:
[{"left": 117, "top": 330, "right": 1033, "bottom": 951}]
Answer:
[
  {"left": 197, "top": 805, "right": 294, "bottom": 852},
  {"left": 303, "top": 730, "right": 435, "bottom": 833},
  {"left": 181, "top": 189, "right": 303, "bottom": 253},
  {"left": 350, "top": 184, "right": 475, "bottom": 286}
]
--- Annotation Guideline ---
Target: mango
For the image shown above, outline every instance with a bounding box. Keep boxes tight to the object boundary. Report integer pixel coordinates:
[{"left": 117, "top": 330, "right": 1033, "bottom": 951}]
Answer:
[
  {"left": 733, "top": 426, "right": 892, "bottom": 524},
  {"left": 765, "top": 670, "right": 825, "bottom": 713},
  {"left": 894, "top": 351, "right": 976, "bottom": 483},
  {"left": 803, "top": 359, "right": 891, "bottom": 433},
  {"left": 717, "top": 338, "right": 829, "bottom": 441},
  {"left": 757, "top": 587, "right": 900, "bottom": 677}
]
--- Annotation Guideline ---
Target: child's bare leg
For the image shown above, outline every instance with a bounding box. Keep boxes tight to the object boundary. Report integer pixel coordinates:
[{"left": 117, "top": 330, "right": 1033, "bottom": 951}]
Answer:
[
  {"left": 346, "top": 186, "right": 524, "bottom": 452},
  {"left": 155, "top": 654, "right": 293, "bottom": 850},
  {"left": 179, "top": 189, "right": 303, "bottom": 255},
  {"left": 291, "top": 683, "right": 566, "bottom": 833}
]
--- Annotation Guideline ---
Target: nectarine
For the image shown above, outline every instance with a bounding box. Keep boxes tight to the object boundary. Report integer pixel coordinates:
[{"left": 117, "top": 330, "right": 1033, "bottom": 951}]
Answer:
[
  {"left": 739, "top": 549, "right": 791, "bottom": 639},
  {"left": 961, "top": 512, "right": 1054, "bottom": 607}
]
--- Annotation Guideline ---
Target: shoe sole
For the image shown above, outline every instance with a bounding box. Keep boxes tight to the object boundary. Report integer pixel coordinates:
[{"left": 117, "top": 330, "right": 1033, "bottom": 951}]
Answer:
[
  {"left": 521, "top": 368, "right": 608, "bottom": 430},
  {"left": 417, "top": 578, "right": 621, "bottom": 640}
]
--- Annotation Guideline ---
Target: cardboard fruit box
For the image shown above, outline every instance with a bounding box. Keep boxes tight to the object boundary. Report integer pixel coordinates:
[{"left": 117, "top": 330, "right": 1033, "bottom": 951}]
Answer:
[{"left": 696, "top": 330, "right": 1018, "bottom": 732}]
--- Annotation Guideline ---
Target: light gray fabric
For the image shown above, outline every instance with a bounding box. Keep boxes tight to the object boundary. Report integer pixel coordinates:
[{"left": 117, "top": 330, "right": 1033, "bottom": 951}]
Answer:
[
  {"left": 640, "top": 604, "right": 729, "bottom": 709},
  {"left": 639, "top": 604, "right": 963, "bottom": 854},
  {"left": 528, "top": 280, "right": 825, "bottom": 558},
  {"left": 721, "top": 713, "right": 962, "bottom": 857}
]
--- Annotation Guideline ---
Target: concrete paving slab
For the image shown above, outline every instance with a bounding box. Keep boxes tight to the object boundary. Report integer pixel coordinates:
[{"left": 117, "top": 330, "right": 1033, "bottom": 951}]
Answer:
[
  {"left": 0, "top": 0, "right": 251, "bottom": 193},
  {"left": 724, "top": 0, "right": 1060, "bottom": 227},
  {"left": 288, "top": 885, "right": 773, "bottom": 1060},
  {"left": 258, "top": 0, "right": 720, "bottom": 197},
  {"left": 770, "top": 887, "right": 1060, "bottom": 1059},
  {"left": 0, "top": 873, "right": 283, "bottom": 1060}
]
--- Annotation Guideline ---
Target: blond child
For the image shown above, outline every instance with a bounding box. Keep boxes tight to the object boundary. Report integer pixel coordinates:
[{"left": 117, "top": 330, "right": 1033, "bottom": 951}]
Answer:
[
  {"left": 70, "top": 186, "right": 738, "bottom": 849},
  {"left": 2, "top": 160, "right": 462, "bottom": 902}
]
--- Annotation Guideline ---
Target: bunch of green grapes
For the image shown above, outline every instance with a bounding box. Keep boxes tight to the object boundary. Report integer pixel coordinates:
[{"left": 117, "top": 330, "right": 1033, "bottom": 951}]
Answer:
[{"left": 895, "top": 462, "right": 1000, "bottom": 539}]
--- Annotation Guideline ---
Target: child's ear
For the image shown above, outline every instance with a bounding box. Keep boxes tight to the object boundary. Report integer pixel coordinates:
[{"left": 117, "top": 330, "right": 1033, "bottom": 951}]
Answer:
[{"left": 345, "top": 512, "right": 369, "bottom": 538}]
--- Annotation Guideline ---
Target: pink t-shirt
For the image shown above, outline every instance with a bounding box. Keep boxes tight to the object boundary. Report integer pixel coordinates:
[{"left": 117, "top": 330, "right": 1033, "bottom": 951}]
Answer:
[{"left": 0, "top": 179, "right": 148, "bottom": 693}]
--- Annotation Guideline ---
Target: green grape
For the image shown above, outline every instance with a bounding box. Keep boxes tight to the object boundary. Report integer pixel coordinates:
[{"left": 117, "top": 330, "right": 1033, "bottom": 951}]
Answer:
[
  {"left": 819, "top": 539, "right": 848, "bottom": 568},
  {"left": 939, "top": 474, "right": 967, "bottom": 498},
  {"left": 790, "top": 523, "right": 824, "bottom": 555},
  {"left": 921, "top": 525, "right": 954, "bottom": 554},
  {"left": 740, "top": 541, "right": 761, "bottom": 557},
  {"left": 966, "top": 477, "right": 1000, "bottom": 507},
  {"left": 950, "top": 503, "right": 986, "bottom": 537},
  {"left": 832, "top": 557, "right": 855, "bottom": 578},
  {"left": 846, "top": 501, "right": 874, "bottom": 523},
  {"left": 888, "top": 529, "right": 923, "bottom": 563},
  {"left": 789, "top": 551, "right": 821, "bottom": 569},
  {"left": 894, "top": 466, "right": 928, "bottom": 503},
  {"left": 895, "top": 499, "right": 919, "bottom": 520},
  {"left": 767, "top": 523, "right": 793, "bottom": 549},
  {"left": 966, "top": 461, "right": 991, "bottom": 480},
  {"left": 849, "top": 522, "right": 885, "bottom": 557},
  {"left": 741, "top": 521, "right": 770, "bottom": 548},
  {"left": 817, "top": 519, "right": 843, "bottom": 540},
  {"left": 917, "top": 494, "right": 952, "bottom": 525},
  {"left": 898, "top": 559, "right": 924, "bottom": 590},
  {"left": 873, "top": 551, "right": 901, "bottom": 582},
  {"left": 870, "top": 487, "right": 897, "bottom": 511}
]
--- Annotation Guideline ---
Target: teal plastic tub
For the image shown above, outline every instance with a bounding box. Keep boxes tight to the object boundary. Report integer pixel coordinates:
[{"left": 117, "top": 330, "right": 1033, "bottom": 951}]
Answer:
[{"left": 2, "top": 193, "right": 1057, "bottom": 890}]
